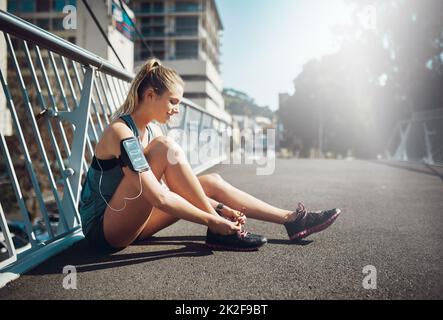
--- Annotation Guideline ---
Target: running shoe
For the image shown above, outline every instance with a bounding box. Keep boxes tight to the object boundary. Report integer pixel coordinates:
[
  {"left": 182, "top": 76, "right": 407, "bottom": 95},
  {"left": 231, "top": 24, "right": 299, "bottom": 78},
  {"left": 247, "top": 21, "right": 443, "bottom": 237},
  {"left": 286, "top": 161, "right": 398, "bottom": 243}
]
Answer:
[
  {"left": 205, "top": 228, "right": 267, "bottom": 251},
  {"left": 284, "top": 202, "right": 341, "bottom": 241}
]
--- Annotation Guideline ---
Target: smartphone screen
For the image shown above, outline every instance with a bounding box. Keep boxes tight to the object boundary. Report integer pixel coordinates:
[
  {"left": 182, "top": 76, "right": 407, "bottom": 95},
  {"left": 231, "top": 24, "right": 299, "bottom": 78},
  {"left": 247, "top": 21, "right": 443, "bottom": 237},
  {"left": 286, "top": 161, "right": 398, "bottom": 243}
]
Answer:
[{"left": 122, "top": 138, "right": 150, "bottom": 172}]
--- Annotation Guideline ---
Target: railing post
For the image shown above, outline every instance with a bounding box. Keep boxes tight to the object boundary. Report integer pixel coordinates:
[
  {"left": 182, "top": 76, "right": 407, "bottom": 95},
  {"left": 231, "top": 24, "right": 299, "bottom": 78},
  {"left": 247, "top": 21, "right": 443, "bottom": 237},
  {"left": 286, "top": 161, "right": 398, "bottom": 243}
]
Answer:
[
  {"left": 393, "top": 122, "right": 411, "bottom": 161},
  {"left": 0, "top": 203, "right": 17, "bottom": 270},
  {"left": 58, "top": 66, "right": 95, "bottom": 229},
  {"left": 423, "top": 123, "right": 435, "bottom": 165}
]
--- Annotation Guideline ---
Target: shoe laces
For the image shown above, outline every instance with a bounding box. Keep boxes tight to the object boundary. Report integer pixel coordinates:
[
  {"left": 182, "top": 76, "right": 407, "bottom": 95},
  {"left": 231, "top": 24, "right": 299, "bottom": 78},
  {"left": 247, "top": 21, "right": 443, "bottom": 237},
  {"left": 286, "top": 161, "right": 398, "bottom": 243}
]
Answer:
[
  {"left": 295, "top": 202, "right": 308, "bottom": 220},
  {"left": 297, "top": 202, "right": 327, "bottom": 224},
  {"left": 237, "top": 206, "right": 249, "bottom": 239},
  {"left": 237, "top": 230, "right": 250, "bottom": 239}
]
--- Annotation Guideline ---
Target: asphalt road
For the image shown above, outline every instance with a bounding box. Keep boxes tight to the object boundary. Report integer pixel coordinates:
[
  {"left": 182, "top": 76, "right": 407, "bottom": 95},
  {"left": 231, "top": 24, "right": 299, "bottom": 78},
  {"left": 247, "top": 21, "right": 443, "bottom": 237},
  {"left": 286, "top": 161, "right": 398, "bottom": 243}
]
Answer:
[{"left": 1, "top": 159, "right": 442, "bottom": 300}]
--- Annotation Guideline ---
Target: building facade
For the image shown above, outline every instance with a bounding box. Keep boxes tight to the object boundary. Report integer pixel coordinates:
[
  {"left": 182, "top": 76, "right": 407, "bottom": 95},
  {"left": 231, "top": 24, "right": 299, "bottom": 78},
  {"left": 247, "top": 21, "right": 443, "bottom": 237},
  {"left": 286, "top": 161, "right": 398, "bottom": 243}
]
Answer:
[
  {"left": 4, "top": 0, "right": 229, "bottom": 125},
  {"left": 130, "top": 0, "right": 229, "bottom": 122},
  {"left": 1, "top": 0, "right": 12, "bottom": 136},
  {"left": 6, "top": 0, "right": 135, "bottom": 72},
  {"left": 3, "top": 0, "right": 134, "bottom": 139},
  {"left": 77, "top": 0, "right": 135, "bottom": 72}
]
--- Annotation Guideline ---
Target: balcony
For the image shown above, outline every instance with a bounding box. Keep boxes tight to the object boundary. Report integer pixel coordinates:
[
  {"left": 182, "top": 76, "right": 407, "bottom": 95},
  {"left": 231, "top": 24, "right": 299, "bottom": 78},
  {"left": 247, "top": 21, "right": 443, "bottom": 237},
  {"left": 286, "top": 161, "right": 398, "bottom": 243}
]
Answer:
[
  {"left": 167, "top": 29, "right": 199, "bottom": 37},
  {"left": 167, "top": 5, "right": 203, "bottom": 14},
  {"left": 169, "top": 51, "right": 199, "bottom": 60},
  {"left": 143, "top": 21, "right": 166, "bottom": 27},
  {"left": 134, "top": 6, "right": 165, "bottom": 15},
  {"left": 140, "top": 31, "right": 166, "bottom": 38}
]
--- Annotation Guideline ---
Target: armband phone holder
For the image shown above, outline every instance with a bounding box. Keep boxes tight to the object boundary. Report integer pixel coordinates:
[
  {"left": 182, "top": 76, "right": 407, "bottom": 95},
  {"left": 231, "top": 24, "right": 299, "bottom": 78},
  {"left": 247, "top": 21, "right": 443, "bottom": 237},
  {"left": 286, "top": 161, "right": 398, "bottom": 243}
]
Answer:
[{"left": 120, "top": 137, "right": 150, "bottom": 173}]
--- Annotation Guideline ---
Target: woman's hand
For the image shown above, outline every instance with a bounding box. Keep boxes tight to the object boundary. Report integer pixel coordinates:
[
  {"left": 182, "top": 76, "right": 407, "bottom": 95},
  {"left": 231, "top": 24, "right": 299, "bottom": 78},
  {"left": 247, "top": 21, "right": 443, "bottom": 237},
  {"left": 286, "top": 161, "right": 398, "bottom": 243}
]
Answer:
[
  {"left": 208, "top": 214, "right": 241, "bottom": 235},
  {"left": 219, "top": 205, "right": 247, "bottom": 226}
]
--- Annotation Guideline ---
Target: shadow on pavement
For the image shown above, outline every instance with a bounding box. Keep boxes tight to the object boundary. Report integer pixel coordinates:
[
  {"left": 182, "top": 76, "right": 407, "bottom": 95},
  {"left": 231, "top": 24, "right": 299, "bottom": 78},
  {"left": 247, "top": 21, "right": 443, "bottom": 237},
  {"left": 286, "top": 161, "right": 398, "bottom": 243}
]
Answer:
[
  {"left": 267, "top": 239, "right": 314, "bottom": 246},
  {"left": 26, "top": 235, "right": 314, "bottom": 276},
  {"left": 369, "top": 160, "right": 443, "bottom": 181},
  {"left": 27, "top": 236, "right": 213, "bottom": 275}
]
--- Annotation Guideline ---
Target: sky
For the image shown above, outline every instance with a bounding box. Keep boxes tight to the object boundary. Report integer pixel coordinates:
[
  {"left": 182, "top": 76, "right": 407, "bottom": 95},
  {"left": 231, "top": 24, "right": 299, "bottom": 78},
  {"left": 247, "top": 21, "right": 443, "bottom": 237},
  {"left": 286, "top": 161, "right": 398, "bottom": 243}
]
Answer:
[{"left": 216, "top": 0, "right": 354, "bottom": 111}]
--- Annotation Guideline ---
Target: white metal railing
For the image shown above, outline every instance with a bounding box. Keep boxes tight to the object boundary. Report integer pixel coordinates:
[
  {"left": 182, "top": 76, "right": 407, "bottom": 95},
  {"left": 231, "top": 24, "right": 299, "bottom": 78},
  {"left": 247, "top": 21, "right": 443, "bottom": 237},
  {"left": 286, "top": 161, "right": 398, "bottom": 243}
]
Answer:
[
  {"left": 0, "top": 9, "right": 231, "bottom": 288},
  {"left": 385, "top": 108, "right": 443, "bottom": 165}
]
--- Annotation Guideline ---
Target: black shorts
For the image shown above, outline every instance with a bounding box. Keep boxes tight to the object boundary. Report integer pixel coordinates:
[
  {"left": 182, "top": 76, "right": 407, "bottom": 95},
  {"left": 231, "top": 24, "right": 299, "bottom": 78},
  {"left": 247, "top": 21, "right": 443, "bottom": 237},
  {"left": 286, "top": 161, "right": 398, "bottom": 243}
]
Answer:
[{"left": 84, "top": 214, "right": 124, "bottom": 254}]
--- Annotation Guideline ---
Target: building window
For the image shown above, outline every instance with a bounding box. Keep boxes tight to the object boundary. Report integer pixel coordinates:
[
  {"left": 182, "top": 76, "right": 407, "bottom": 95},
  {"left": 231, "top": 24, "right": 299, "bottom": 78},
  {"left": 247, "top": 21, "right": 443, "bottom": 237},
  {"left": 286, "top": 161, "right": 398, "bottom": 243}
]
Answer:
[
  {"left": 141, "top": 26, "right": 150, "bottom": 34},
  {"left": 152, "top": 17, "right": 164, "bottom": 25},
  {"left": 153, "top": 51, "right": 165, "bottom": 60},
  {"left": 149, "top": 41, "right": 164, "bottom": 50},
  {"left": 181, "top": 75, "right": 208, "bottom": 82},
  {"left": 36, "top": 18, "right": 50, "bottom": 29},
  {"left": 53, "top": 0, "right": 75, "bottom": 11},
  {"left": 153, "top": 2, "right": 164, "bottom": 13},
  {"left": 8, "top": 0, "right": 18, "bottom": 13},
  {"left": 140, "top": 2, "right": 150, "bottom": 13},
  {"left": 175, "top": 1, "right": 200, "bottom": 12},
  {"left": 142, "top": 28, "right": 163, "bottom": 36},
  {"left": 36, "top": 0, "right": 50, "bottom": 11},
  {"left": 52, "top": 18, "right": 65, "bottom": 30},
  {"left": 143, "top": 51, "right": 149, "bottom": 60},
  {"left": 152, "top": 27, "right": 164, "bottom": 36},
  {"left": 175, "top": 40, "right": 198, "bottom": 59},
  {"left": 141, "top": 18, "right": 151, "bottom": 26},
  {"left": 21, "top": 0, "right": 36, "bottom": 12},
  {"left": 184, "top": 92, "right": 211, "bottom": 100},
  {"left": 53, "top": 0, "right": 64, "bottom": 11},
  {"left": 139, "top": 49, "right": 156, "bottom": 60},
  {"left": 175, "top": 17, "right": 198, "bottom": 35}
]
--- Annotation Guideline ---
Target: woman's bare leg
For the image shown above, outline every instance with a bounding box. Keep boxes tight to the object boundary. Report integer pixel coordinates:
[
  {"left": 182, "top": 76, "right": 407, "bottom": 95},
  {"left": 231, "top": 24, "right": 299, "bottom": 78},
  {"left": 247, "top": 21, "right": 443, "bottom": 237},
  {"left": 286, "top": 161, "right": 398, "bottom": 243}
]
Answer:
[
  {"left": 157, "top": 137, "right": 216, "bottom": 215},
  {"left": 198, "top": 174, "right": 295, "bottom": 224},
  {"left": 137, "top": 171, "right": 296, "bottom": 240},
  {"left": 104, "top": 136, "right": 219, "bottom": 248},
  {"left": 137, "top": 207, "right": 180, "bottom": 239}
]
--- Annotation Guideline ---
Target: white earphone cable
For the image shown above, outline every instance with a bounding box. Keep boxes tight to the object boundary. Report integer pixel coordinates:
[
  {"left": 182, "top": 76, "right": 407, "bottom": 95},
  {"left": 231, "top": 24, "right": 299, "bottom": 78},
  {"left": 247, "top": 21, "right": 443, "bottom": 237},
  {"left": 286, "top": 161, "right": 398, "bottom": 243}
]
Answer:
[{"left": 96, "top": 157, "right": 143, "bottom": 212}]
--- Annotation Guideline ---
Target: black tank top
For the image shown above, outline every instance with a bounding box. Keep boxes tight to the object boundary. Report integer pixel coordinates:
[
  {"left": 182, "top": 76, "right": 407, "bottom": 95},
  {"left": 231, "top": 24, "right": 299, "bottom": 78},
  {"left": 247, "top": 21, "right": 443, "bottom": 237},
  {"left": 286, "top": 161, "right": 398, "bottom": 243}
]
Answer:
[{"left": 90, "top": 114, "right": 153, "bottom": 171}]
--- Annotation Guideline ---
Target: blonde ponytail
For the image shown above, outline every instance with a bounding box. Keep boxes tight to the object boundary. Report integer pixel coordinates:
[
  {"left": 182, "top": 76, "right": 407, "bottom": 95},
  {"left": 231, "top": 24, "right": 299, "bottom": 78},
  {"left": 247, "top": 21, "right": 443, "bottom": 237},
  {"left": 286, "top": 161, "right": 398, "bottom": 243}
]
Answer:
[{"left": 110, "top": 58, "right": 184, "bottom": 122}]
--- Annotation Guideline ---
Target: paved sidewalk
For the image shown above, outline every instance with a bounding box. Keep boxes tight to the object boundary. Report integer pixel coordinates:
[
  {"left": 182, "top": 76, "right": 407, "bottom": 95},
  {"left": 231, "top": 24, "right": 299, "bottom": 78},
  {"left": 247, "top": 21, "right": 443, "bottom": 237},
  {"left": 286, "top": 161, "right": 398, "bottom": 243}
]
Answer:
[{"left": 1, "top": 159, "right": 443, "bottom": 299}]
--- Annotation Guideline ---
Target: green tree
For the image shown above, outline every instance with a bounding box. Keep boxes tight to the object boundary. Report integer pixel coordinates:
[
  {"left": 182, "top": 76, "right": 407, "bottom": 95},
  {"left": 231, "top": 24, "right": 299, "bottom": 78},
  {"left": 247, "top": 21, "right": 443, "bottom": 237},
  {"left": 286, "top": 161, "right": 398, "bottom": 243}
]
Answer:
[{"left": 223, "top": 88, "right": 274, "bottom": 119}]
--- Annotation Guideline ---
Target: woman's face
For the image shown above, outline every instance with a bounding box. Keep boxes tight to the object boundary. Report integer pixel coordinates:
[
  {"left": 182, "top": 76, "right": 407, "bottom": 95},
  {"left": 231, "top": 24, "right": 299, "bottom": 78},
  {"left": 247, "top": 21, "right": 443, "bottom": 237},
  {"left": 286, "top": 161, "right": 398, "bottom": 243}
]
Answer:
[{"left": 145, "top": 85, "right": 183, "bottom": 124}]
